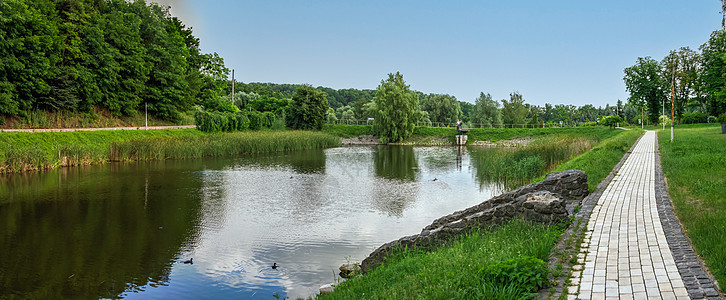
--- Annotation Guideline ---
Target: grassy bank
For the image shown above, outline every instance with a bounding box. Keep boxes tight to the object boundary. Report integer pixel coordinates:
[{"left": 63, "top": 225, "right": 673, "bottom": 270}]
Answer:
[
  {"left": 658, "top": 124, "right": 726, "bottom": 286},
  {"left": 324, "top": 124, "right": 627, "bottom": 145},
  {"left": 315, "top": 128, "right": 642, "bottom": 299},
  {"left": 317, "top": 219, "right": 563, "bottom": 299},
  {"left": 538, "top": 128, "right": 643, "bottom": 192},
  {"left": 0, "top": 129, "right": 340, "bottom": 173}
]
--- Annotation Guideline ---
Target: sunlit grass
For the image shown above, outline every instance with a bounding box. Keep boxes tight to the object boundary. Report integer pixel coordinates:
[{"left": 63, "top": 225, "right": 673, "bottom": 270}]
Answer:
[
  {"left": 315, "top": 219, "right": 563, "bottom": 300},
  {"left": 658, "top": 124, "right": 726, "bottom": 286},
  {"left": 0, "top": 130, "right": 339, "bottom": 173},
  {"left": 540, "top": 129, "right": 643, "bottom": 192}
]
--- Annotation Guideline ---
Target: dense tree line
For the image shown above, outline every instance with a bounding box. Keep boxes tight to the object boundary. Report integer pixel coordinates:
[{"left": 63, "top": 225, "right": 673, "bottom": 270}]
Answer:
[
  {"left": 0, "top": 0, "right": 228, "bottom": 122},
  {"left": 623, "top": 8, "right": 726, "bottom": 125}
]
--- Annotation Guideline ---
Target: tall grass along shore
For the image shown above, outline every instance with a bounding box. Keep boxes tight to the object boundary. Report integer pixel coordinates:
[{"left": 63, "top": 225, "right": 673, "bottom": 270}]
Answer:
[
  {"left": 317, "top": 219, "right": 563, "bottom": 300},
  {"left": 658, "top": 124, "right": 726, "bottom": 286},
  {"left": 315, "top": 128, "right": 642, "bottom": 299},
  {"left": 0, "top": 130, "right": 340, "bottom": 173}
]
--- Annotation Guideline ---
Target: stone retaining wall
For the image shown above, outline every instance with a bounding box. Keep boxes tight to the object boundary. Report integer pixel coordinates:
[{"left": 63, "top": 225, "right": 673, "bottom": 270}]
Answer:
[{"left": 360, "top": 169, "right": 588, "bottom": 273}]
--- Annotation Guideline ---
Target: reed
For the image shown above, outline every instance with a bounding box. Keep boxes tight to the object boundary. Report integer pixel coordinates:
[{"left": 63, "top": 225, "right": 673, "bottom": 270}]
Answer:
[
  {"left": 541, "top": 129, "right": 642, "bottom": 192},
  {"left": 470, "top": 135, "right": 596, "bottom": 188},
  {"left": 0, "top": 130, "right": 339, "bottom": 173},
  {"left": 110, "top": 131, "right": 341, "bottom": 161}
]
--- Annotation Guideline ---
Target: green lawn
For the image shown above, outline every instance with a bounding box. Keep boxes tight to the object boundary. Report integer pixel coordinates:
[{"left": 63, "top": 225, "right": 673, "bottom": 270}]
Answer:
[{"left": 658, "top": 124, "right": 726, "bottom": 286}]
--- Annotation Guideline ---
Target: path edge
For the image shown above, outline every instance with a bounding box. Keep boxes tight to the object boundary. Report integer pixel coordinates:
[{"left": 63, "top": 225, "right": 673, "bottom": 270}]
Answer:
[
  {"left": 541, "top": 131, "right": 644, "bottom": 299},
  {"left": 654, "top": 132, "right": 723, "bottom": 299}
]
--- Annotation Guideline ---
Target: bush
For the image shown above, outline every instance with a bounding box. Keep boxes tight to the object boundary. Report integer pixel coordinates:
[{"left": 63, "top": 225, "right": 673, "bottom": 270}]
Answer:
[
  {"left": 717, "top": 113, "right": 726, "bottom": 123},
  {"left": 600, "top": 115, "right": 623, "bottom": 128},
  {"left": 480, "top": 256, "right": 550, "bottom": 294},
  {"left": 248, "top": 111, "right": 261, "bottom": 130},
  {"left": 582, "top": 121, "right": 597, "bottom": 126},
  {"left": 194, "top": 110, "right": 250, "bottom": 132},
  {"left": 681, "top": 112, "right": 709, "bottom": 124}
]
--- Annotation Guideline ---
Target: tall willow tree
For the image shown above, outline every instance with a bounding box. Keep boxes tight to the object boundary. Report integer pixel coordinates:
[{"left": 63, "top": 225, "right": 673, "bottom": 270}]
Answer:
[{"left": 372, "top": 72, "right": 420, "bottom": 143}]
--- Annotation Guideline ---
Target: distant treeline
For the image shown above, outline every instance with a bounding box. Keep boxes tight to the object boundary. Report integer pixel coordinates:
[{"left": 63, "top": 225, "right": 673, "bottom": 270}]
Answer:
[
  {"left": 224, "top": 82, "right": 647, "bottom": 127},
  {"left": 0, "top": 0, "right": 228, "bottom": 122}
]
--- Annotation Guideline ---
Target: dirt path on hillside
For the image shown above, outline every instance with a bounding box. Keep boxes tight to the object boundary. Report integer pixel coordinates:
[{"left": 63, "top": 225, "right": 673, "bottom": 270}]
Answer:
[{"left": 0, "top": 125, "right": 196, "bottom": 133}]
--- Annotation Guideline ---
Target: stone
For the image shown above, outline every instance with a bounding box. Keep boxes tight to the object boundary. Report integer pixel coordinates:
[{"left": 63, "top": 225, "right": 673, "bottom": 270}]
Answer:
[
  {"left": 359, "top": 170, "right": 588, "bottom": 273},
  {"left": 319, "top": 283, "right": 335, "bottom": 294},
  {"left": 339, "top": 263, "right": 361, "bottom": 278}
]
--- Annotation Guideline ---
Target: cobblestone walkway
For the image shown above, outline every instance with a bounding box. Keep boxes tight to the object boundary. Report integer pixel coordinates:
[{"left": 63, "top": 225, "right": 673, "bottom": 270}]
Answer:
[{"left": 572, "top": 131, "right": 712, "bottom": 299}]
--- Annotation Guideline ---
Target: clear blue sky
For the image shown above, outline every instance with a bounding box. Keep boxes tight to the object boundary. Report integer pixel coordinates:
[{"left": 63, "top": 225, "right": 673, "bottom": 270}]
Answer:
[{"left": 158, "top": 0, "right": 719, "bottom": 107}]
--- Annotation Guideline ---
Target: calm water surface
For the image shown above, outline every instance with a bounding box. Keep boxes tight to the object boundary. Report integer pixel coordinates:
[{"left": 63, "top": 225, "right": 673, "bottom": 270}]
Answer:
[{"left": 0, "top": 146, "right": 509, "bottom": 299}]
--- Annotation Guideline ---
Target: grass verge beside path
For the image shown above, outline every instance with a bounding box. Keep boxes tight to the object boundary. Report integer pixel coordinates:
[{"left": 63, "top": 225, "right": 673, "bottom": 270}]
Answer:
[
  {"left": 317, "top": 219, "right": 563, "bottom": 300},
  {"left": 536, "top": 128, "right": 643, "bottom": 192},
  {"left": 658, "top": 124, "right": 726, "bottom": 287},
  {"left": 316, "top": 129, "right": 642, "bottom": 299},
  {"left": 0, "top": 129, "right": 340, "bottom": 173}
]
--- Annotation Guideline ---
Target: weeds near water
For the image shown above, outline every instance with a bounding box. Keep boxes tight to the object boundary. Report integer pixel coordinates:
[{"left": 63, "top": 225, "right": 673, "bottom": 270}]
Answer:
[
  {"left": 110, "top": 131, "right": 341, "bottom": 161},
  {"left": 0, "top": 129, "right": 339, "bottom": 173},
  {"left": 317, "top": 219, "right": 562, "bottom": 299},
  {"left": 470, "top": 135, "right": 595, "bottom": 189}
]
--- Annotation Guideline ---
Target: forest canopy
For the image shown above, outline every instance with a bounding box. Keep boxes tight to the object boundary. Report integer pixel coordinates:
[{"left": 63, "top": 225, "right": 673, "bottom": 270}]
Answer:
[{"left": 0, "top": 0, "right": 228, "bottom": 122}]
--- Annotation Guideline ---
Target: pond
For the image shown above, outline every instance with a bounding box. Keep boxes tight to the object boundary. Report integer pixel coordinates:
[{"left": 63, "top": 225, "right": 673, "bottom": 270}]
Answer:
[{"left": 0, "top": 145, "right": 514, "bottom": 299}]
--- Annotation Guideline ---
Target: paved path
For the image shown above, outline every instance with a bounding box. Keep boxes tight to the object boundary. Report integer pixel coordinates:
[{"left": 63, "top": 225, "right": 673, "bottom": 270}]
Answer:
[
  {"left": 0, "top": 125, "right": 195, "bottom": 132},
  {"left": 571, "top": 131, "right": 718, "bottom": 300}
]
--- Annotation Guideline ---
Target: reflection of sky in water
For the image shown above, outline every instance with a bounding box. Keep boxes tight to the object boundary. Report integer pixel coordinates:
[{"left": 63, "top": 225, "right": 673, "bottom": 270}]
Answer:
[{"left": 122, "top": 146, "right": 503, "bottom": 299}]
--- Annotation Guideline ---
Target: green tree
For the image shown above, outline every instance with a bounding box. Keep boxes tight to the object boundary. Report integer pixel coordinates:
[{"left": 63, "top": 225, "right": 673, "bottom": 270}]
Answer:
[
  {"left": 624, "top": 57, "right": 667, "bottom": 124},
  {"left": 700, "top": 30, "right": 726, "bottom": 117},
  {"left": 0, "top": 0, "right": 59, "bottom": 115},
  {"left": 470, "top": 92, "right": 502, "bottom": 127},
  {"left": 372, "top": 72, "right": 420, "bottom": 143},
  {"left": 501, "top": 92, "right": 528, "bottom": 125},
  {"left": 662, "top": 47, "right": 700, "bottom": 124},
  {"left": 286, "top": 85, "right": 328, "bottom": 130},
  {"left": 419, "top": 93, "right": 461, "bottom": 124}
]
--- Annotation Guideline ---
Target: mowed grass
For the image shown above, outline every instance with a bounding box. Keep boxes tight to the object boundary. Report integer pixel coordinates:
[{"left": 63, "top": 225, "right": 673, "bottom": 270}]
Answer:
[
  {"left": 658, "top": 124, "right": 726, "bottom": 286},
  {"left": 316, "top": 219, "right": 563, "bottom": 300},
  {"left": 0, "top": 129, "right": 340, "bottom": 173}
]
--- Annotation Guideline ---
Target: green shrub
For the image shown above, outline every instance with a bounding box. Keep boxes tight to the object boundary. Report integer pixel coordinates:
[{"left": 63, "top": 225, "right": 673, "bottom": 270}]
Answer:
[
  {"left": 582, "top": 121, "right": 598, "bottom": 126},
  {"left": 248, "top": 111, "right": 261, "bottom": 130},
  {"left": 681, "top": 112, "right": 709, "bottom": 124},
  {"left": 480, "top": 256, "right": 550, "bottom": 294},
  {"left": 717, "top": 112, "right": 726, "bottom": 123}
]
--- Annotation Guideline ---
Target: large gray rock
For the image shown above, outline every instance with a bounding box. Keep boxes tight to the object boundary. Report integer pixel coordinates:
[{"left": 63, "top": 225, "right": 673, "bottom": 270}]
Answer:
[{"left": 360, "top": 170, "right": 587, "bottom": 273}]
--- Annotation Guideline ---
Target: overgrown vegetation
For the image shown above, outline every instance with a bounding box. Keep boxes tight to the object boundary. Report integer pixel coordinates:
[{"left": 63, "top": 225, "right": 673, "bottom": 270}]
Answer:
[
  {"left": 0, "top": 129, "right": 339, "bottom": 173},
  {"left": 658, "top": 124, "right": 726, "bottom": 286},
  {"left": 470, "top": 135, "right": 596, "bottom": 188},
  {"left": 316, "top": 219, "right": 563, "bottom": 300},
  {"left": 539, "top": 129, "right": 642, "bottom": 192}
]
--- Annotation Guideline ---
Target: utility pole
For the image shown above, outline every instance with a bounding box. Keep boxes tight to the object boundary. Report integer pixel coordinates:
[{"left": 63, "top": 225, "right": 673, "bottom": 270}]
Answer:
[
  {"left": 231, "top": 69, "right": 235, "bottom": 102},
  {"left": 671, "top": 64, "right": 675, "bottom": 142}
]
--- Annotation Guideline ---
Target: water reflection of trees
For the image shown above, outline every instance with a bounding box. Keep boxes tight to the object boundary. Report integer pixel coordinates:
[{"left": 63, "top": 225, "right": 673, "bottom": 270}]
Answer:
[
  {"left": 235, "top": 149, "right": 327, "bottom": 174},
  {"left": 0, "top": 161, "right": 203, "bottom": 299},
  {"left": 373, "top": 145, "right": 419, "bottom": 181},
  {"left": 370, "top": 146, "right": 420, "bottom": 216}
]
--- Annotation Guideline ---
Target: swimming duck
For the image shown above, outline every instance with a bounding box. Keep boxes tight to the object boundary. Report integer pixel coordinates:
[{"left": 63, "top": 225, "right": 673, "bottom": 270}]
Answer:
[
  {"left": 272, "top": 263, "right": 278, "bottom": 269},
  {"left": 183, "top": 258, "right": 193, "bottom": 264}
]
